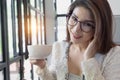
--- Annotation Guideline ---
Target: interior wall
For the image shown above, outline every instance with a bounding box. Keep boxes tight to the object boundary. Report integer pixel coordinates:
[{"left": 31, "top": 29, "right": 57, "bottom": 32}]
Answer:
[
  {"left": 113, "top": 15, "right": 120, "bottom": 44},
  {"left": 44, "top": 0, "right": 56, "bottom": 45},
  {"left": 108, "top": 0, "right": 120, "bottom": 44},
  {"left": 108, "top": 0, "right": 120, "bottom": 15}
]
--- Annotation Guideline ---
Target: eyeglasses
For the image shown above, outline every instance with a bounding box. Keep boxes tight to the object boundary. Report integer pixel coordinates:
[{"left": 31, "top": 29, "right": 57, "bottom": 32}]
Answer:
[{"left": 67, "top": 15, "right": 95, "bottom": 33}]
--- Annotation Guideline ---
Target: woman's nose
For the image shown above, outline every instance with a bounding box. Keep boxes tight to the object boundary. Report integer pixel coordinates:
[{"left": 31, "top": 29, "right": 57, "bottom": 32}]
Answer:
[{"left": 73, "top": 23, "right": 81, "bottom": 33}]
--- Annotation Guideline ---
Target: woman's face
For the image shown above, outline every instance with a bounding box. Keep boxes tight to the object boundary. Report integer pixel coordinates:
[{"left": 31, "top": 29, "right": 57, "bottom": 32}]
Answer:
[{"left": 68, "top": 7, "right": 95, "bottom": 44}]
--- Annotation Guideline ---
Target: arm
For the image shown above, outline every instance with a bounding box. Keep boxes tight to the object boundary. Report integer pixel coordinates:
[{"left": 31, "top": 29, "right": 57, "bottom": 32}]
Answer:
[
  {"left": 36, "top": 42, "right": 59, "bottom": 80},
  {"left": 81, "top": 46, "right": 120, "bottom": 80},
  {"left": 36, "top": 65, "right": 56, "bottom": 80}
]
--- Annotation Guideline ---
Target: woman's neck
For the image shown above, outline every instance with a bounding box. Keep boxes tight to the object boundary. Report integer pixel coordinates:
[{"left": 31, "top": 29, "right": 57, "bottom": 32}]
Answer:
[{"left": 72, "top": 42, "right": 89, "bottom": 52}]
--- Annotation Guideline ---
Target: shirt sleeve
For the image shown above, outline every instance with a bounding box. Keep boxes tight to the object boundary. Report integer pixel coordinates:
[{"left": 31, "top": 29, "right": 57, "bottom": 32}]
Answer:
[
  {"left": 81, "top": 58, "right": 105, "bottom": 80},
  {"left": 81, "top": 47, "right": 120, "bottom": 80},
  {"left": 36, "top": 42, "right": 60, "bottom": 80},
  {"left": 36, "top": 65, "right": 56, "bottom": 80}
]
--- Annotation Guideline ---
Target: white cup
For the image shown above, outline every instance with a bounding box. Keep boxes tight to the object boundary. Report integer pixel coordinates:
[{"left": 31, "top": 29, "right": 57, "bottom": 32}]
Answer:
[{"left": 27, "top": 45, "right": 52, "bottom": 59}]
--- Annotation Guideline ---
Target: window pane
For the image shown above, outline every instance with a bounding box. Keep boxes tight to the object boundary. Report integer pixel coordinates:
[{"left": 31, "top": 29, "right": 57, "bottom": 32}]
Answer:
[
  {"left": 30, "top": 0, "right": 35, "bottom": 7},
  {"left": 21, "top": 3, "right": 26, "bottom": 52},
  {"left": 30, "top": 12, "right": 45, "bottom": 45},
  {"left": 10, "top": 62, "right": 20, "bottom": 80},
  {"left": 24, "top": 59, "right": 32, "bottom": 80},
  {"left": 0, "top": 70, "right": 4, "bottom": 80},
  {"left": 7, "top": 0, "right": 14, "bottom": 58},
  {"left": 28, "top": 0, "right": 45, "bottom": 45},
  {"left": 57, "top": 17, "right": 67, "bottom": 41},
  {"left": 40, "top": 0, "right": 44, "bottom": 14},
  {"left": 31, "top": 10, "right": 37, "bottom": 45},
  {"left": 37, "top": 14, "right": 42, "bottom": 44},
  {"left": 24, "top": 59, "right": 39, "bottom": 80},
  {"left": 113, "top": 15, "right": 120, "bottom": 44},
  {"left": 41, "top": 13, "right": 45, "bottom": 44},
  {"left": 0, "top": 26, "right": 2, "bottom": 61},
  {"left": 56, "top": 0, "right": 71, "bottom": 14},
  {"left": 0, "top": 7, "right": 2, "bottom": 61},
  {"left": 36, "top": 0, "right": 40, "bottom": 10},
  {"left": 15, "top": 0, "right": 19, "bottom": 53}
]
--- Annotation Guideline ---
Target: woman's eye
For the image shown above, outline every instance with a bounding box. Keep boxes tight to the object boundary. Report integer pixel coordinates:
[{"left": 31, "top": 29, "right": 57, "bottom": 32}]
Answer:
[
  {"left": 72, "top": 16, "right": 77, "bottom": 21},
  {"left": 84, "top": 22, "right": 94, "bottom": 27}
]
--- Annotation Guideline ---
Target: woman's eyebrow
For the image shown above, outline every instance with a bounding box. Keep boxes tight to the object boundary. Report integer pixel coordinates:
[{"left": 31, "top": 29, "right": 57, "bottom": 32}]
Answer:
[
  {"left": 72, "top": 13, "right": 78, "bottom": 19},
  {"left": 72, "top": 13, "right": 94, "bottom": 22}
]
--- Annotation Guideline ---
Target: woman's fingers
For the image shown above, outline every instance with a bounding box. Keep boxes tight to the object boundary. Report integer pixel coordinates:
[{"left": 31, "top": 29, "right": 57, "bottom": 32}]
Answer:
[
  {"left": 84, "top": 39, "right": 96, "bottom": 60},
  {"left": 30, "top": 59, "right": 37, "bottom": 64},
  {"left": 29, "top": 59, "right": 46, "bottom": 68}
]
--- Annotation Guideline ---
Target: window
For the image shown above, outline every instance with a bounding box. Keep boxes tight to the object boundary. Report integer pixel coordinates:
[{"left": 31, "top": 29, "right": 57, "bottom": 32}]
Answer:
[
  {"left": 24, "top": 0, "right": 45, "bottom": 80},
  {"left": 0, "top": 27, "right": 2, "bottom": 61},
  {"left": 0, "top": 0, "right": 45, "bottom": 80},
  {"left": 56, "top": 0, "right": 71, "bottom": 14},
  {"left": 0, "top": 4, "right": 2, "bottom": 62},
  {"left": 7, "top": 0, "right": 14, "bottom": 58},
  {"left": 10, "top": 62, "right": 20, "bottom": 80},
  {"left": 0, "top": 70, "right": 4, "bottom": 80},
  {"left": 57, "top": 17, "right": 67, "bottom": 41},
  {"left": 55, "top": 0, "right": 73, "bottom": 41}
]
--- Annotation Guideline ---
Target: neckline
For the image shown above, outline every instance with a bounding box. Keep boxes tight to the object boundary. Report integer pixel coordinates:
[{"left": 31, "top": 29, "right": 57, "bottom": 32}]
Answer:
[
  {"left": 69, "top": 72, "right": 81, "bottom": 78},
  {"left": 65, "top": 42, "right": 83, "bottom": 79}
]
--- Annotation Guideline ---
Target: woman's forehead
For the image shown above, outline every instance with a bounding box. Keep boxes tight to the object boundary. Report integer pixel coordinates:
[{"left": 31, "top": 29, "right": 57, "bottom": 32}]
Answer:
[{"left": 72, "top": 7, "right": 93, "bottom": 20}]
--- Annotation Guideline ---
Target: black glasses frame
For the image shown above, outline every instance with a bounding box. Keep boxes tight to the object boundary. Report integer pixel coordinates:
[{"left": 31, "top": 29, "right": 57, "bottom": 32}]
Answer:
[{"left": 67, "top": 14, "right": 95, "bottom": 33}]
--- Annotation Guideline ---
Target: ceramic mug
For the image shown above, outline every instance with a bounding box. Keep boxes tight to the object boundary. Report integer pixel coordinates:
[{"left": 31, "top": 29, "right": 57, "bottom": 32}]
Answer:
[{"left": 27, "top": 45, "right": 52, "bottom": 59}]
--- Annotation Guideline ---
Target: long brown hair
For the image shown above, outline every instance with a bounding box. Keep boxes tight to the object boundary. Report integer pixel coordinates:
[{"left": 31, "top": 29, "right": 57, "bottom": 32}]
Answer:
[{"left": 66, "top": 0, "right": 115, "bottom": 54}]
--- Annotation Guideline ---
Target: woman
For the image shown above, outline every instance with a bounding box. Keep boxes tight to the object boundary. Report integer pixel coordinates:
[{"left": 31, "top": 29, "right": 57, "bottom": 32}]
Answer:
[{"left": 30, "top": 0, "right": 120, "bottom": 80}]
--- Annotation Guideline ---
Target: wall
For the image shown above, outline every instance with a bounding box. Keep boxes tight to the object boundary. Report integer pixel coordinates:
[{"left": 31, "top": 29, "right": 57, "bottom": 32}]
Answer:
[
  {"left": 108, "top": 0, "right": 120, "bottom": 15},
  {"left": 108, "top": 0, "right": 120, "bottom": 44},
  {"left": 113, "top": 16, "right": 120, "bottom": 44},
  {"left": 44, "top": 0, "right": 56, "bottom": 45}
]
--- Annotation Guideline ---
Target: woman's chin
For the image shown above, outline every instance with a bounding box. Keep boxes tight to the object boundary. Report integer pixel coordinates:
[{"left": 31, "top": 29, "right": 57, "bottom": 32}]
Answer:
[{"left": 71, "top": 40, "right": 82, "bottom": 44}]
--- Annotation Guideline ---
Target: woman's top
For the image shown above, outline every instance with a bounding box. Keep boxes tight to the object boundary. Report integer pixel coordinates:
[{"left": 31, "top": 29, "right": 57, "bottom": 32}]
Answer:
[
  {"left": 36, "top": 41, "right": 120, "bottom": 80},
  {"left": 67, "top": 73, "right": 81, "bottom": 80}
]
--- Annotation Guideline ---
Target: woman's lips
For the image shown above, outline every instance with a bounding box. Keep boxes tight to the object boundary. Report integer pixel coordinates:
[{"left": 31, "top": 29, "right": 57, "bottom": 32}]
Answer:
[{"left": 72, "top": 34, "right": 81, "bottom": 39}]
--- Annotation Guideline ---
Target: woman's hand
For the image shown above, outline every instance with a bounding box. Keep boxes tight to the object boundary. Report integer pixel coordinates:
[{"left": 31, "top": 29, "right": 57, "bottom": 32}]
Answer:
[
  {"left": 30, "top": 59, "right": 46, "bottom": 69},
  {"left": 84, "top": 39, "right": 97, "bottom": 60}
]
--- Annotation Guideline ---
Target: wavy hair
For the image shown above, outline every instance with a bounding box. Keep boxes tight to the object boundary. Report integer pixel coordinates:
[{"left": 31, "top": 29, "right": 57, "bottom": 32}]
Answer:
[{"left": 66, "top": 0, "right": 115, "bottom": 54}]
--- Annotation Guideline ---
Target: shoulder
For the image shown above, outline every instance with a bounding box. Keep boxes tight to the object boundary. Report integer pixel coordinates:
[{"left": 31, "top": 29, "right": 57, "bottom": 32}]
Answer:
[
  {"left": 51, "top": 41, "right": 69, "bottom": 62},
  {"left": 52, "top": 41, "right": 69, "bottom": 49},
  {"left": 101, "top": 46, "right": 120, "bottom": 78},
  {"left": 51, "top": 41, "right": 69, "bottom": 55},
  {"left": 106, "top": 46, "right": 120, "bottom": 57},
  {"left": 104, "top": 46, "right": 120, "bottom": 63}
]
